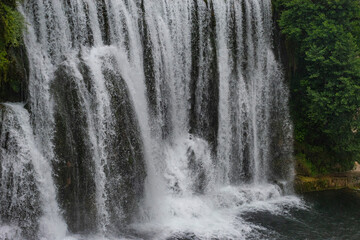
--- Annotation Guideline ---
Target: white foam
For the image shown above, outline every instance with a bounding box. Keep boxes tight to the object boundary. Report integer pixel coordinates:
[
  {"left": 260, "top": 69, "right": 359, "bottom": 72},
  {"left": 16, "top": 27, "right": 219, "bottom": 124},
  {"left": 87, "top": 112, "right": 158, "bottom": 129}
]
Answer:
[{"left": 132, "top": 183, "right": 304, "bottom": 239}]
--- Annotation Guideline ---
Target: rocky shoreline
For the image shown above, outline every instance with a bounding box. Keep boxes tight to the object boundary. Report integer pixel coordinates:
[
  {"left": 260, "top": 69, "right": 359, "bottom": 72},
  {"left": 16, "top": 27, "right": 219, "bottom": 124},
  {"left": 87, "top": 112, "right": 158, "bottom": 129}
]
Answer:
[{"left": 295, "top": 171, "right": 360, "bottom": 193}]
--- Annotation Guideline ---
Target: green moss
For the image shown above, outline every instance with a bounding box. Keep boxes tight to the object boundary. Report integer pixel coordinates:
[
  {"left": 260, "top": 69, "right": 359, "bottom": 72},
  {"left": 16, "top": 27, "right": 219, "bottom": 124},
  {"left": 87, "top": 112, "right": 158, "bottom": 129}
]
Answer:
[
  {"left": 0, "top": 0, "right": 25, "bottom": 90},
  {"left": 296, "top": 153, "right": 319, "bottom": 177},
  {"left": 295, "top": 173, "right": 360, "bottom": 193},
  {"left": 295, "top": 176, "right": 333, "bottom": 192}
]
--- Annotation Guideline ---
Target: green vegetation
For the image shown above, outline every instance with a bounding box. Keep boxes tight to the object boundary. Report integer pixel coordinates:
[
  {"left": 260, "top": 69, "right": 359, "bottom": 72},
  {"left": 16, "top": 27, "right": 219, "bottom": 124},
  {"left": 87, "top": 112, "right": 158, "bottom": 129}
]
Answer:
[
  {"left": 274, "top": 0, "right": 360, "bottom": 174},
  {"left": 0, "top": 0, "right": 25, "bottom": 91}
]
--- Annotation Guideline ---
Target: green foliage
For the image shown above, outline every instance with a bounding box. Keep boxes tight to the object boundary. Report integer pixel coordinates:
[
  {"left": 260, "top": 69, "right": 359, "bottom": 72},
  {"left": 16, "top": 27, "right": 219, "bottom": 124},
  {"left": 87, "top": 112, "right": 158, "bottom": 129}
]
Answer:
[
  {"left": 274, "top": 0, "right": 360, "bottom": 173},
  {"left": 0, "top": 0, "right": 24, "bottom": 88},
  {"left": 295, "top": 152, "right": 319, "bottom": 176}
]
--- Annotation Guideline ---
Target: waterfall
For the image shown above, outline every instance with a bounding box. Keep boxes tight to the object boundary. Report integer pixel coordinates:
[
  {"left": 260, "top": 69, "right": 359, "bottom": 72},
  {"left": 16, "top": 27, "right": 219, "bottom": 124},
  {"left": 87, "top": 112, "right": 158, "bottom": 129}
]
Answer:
[
  {"left": 0, "top": 0, "right": 297, "bottom": 239},
  {"left": 0, "top": 103, "right": 67, "bottom": 240}
]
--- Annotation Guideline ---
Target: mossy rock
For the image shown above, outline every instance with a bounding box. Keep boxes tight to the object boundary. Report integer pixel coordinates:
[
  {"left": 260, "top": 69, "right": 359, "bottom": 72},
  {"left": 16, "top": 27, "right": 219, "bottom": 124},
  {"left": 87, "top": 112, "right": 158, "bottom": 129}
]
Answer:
[
  {"left": 295, "top": 174, "right": 360, "bottom": 193},
  {"left": 0, "top": 45, "right": 28, "bottom": 102}
]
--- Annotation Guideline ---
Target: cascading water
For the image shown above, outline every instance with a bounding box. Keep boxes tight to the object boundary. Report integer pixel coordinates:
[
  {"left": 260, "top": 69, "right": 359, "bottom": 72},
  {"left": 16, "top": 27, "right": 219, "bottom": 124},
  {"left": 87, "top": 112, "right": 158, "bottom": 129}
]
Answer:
[
  {"left": 0, "top": 103, "right": 67, "bottom": 240},
  {"left": 0, "top": 0, "right": 301, "bottom": 239}
]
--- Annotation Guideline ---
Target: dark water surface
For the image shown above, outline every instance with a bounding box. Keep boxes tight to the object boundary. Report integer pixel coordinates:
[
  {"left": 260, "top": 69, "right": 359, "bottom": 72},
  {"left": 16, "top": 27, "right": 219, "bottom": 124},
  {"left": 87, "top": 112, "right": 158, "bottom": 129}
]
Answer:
[{"left": 244, "top": 189, "right": 360, "bottom": 240}]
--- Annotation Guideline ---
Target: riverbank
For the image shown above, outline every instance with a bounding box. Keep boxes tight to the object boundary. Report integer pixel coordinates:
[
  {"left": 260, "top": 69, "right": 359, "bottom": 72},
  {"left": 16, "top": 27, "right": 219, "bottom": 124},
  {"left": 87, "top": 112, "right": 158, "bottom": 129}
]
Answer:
[{"left": 295, "top": 171, "right": 360, "bottom": 193}]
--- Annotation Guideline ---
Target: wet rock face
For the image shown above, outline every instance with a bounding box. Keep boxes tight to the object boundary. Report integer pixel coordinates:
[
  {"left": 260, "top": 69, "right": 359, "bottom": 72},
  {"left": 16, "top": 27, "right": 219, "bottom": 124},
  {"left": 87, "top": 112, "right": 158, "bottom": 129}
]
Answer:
[
  {"left": 187, "top": 147, "right": 207, "bottom": 194},
  {"left": 0, "top": 105, "right": 41, "bottom": 239},
  {"left": 50, "top": 61, "right": 147, "bottom": 234},
  {"left": 101, "top": 60, "right": 146, "bottom": 233},
  {"left": 51, "top": 65, "right": 97, "bottom": 233},
  {"left": 189, "top": 1, "right": 219, "bottom": 154}
]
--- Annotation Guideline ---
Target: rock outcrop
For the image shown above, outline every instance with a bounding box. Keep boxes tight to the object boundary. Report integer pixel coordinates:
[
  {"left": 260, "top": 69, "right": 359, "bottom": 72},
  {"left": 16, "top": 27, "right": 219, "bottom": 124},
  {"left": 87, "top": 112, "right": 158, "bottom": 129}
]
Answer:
[{"left": 295, "top": 171, "right": 360, "bottom": 193}]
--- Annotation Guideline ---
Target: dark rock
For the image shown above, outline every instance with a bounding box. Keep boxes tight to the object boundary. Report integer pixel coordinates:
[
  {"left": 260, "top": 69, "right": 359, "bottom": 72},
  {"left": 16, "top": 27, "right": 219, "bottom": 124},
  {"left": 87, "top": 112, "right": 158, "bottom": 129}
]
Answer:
[{"left": 0, "top": 45, "right": 29, "bottom": 102}]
